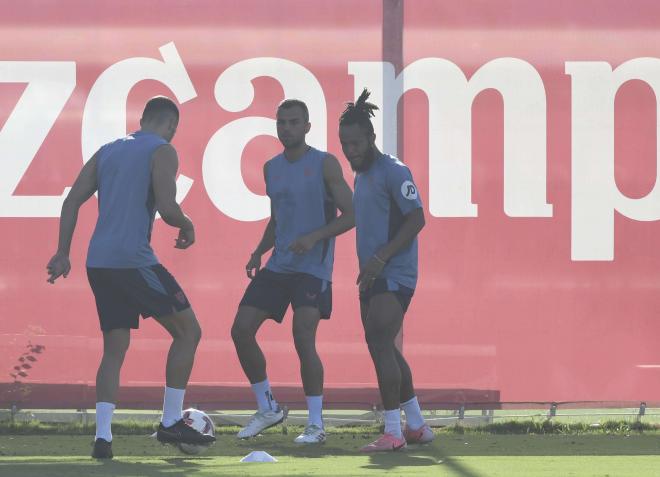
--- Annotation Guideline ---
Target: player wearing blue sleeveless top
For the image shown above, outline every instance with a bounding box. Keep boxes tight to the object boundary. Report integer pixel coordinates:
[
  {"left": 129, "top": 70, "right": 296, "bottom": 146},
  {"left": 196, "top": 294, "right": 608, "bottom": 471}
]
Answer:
[
  {"left": 264, "top": 146, "right": 336, "bottom": 281},
  {"left": 86, "top": 130, "right": 166, "bottom": 268},
  {"left": 46, "top": 97, "right": 214, "bottom": 459},
  {"left": 338, "top": 90, "right": 434, "bottom": 452},
  {"left": 232, "top": 100, "right": 354, "bottom": 444}
]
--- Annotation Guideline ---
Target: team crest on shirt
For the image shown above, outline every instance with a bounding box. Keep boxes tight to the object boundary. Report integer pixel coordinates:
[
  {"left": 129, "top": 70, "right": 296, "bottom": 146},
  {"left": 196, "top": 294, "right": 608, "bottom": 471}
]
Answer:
[{"left": 401, "top": 180, "right": 418, "bottom": 200}]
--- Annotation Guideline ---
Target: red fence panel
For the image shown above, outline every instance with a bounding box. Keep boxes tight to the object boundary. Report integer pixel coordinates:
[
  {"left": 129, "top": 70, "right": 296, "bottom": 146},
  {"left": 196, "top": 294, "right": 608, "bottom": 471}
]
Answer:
[{"left": 1, "top": 0, "right": 660, "bottom": 409}]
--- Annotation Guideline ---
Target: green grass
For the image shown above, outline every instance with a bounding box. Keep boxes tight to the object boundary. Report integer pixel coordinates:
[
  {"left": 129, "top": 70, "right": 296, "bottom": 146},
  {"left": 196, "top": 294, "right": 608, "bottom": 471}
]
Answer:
[
  {"left": 1, "top": 431, "right": 660, "bottom": 476},
  {"left": 2, "top": 419, "right": 659, "bottom": 436}
]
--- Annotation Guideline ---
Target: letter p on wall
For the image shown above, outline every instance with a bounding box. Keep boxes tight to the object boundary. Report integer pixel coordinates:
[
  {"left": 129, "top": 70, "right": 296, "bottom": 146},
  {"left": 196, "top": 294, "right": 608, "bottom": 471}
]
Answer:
[{"left": 567, "top": 58, "right": 660, "bottom": 261}]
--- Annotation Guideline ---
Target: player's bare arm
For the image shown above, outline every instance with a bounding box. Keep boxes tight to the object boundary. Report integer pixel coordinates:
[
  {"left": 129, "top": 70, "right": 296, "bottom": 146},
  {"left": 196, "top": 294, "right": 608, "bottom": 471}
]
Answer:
[
  {"left": 46, "top": 153, "right": 99, "bottom": 284},
  {"left": 246, "top": 163, "right": 276, "bottom": 278},
  {"left": 151, "top": 144, "right": 195, "bottom": 249},
  {"left": 357, "top": 207, "right": 425, "bottom": 291},
  {"left": 246, "top": 207, "right": 275, "bottom": 279},
  {"left": 289, "top": 154, "right": 355, "bottom": 254}
]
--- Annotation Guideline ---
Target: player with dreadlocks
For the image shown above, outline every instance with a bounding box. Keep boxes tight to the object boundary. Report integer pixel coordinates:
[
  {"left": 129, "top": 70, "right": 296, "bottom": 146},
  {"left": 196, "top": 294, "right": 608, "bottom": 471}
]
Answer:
[{"left": 338, "top": 89, "right": 434, "bottom": 451}]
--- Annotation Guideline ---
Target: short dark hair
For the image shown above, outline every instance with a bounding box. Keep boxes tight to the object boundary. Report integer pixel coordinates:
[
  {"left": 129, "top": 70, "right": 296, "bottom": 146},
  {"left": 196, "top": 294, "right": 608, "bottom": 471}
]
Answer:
[
  {"left": 142, "top": 96, "right": 179, "bottom": 122},
  {"left": 339, "top": 88, "right": 379, "bottom": 135},
  {"left": 277, "top": 99, "right": 309, "bottom": 123}
]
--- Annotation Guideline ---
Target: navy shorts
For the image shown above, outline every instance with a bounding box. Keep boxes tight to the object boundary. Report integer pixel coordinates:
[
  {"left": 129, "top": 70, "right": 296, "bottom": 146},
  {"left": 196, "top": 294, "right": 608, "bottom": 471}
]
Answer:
[
  {"left": 239, "top": 268, "right": 332, "bottom": 323},
  {"left": 359, "top": 278, "right": 414, "bottom": 313},
  {"left": 87, "top": 264, "right": 191, "bottom": 332}
]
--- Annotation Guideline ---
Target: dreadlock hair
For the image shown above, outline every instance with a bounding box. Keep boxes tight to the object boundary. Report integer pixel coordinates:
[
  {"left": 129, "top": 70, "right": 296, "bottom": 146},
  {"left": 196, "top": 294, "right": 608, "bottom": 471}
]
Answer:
[{"left": 339, "top": 88, "right": 379, "bottom": 135}]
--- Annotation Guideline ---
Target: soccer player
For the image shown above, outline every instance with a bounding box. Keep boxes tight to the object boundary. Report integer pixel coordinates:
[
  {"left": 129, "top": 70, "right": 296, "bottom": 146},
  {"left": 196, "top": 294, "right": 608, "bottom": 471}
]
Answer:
[
  {"left": 231, "top": 99, "right": 354, "bottom": 444},
  {"left": 338, "top": 89, "right": 434, "bottom": 451},
  {"left": 46, "top": 96, "right": 215, "bottom": 459}
]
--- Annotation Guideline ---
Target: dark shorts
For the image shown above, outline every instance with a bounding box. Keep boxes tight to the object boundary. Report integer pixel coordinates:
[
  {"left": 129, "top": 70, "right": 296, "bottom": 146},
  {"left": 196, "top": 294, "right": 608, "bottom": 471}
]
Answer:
[
  {"left": 239, "top": 268, "right": 332, "bottom": 323},
  {"left": 359, "top": 278, "right": 414, "bottom": 313},
  {"left": 87, "top": 264, "right": 191, "bottom": 332}
]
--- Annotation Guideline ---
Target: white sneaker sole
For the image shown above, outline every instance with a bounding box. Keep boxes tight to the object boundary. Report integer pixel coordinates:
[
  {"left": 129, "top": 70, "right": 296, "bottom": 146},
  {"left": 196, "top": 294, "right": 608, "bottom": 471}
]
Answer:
[{"left": 293, "top": 436, "right": 326, "bottom": 444}]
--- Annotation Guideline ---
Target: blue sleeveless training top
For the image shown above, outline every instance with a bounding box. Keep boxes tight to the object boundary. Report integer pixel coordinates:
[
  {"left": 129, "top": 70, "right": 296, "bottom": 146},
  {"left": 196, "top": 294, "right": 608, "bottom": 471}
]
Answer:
[
  {"left": 87, "top": 131, "right": 167, "bottom": 268},
  {"left": 264, "top": 147, "right": 336, "bottom": 281}
]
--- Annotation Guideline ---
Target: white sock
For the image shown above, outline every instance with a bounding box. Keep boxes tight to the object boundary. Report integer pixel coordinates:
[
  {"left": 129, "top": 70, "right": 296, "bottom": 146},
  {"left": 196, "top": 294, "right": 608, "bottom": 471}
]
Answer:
[
  {"left": 401, "top": 396, "right": 425, "bottom": 430},
  {"left": 383, "top": 409, "right": 402, "bottom": 438},
  {"left": 251, "top": 379, "right": 278, "bottom": 412},
  {"left": 305, "top": 395, "right": 323, "bottom": 428},
  {"left": 95, "top": 402, "right": 115, "bottom": 442},
  {"left": 161, "top": 386, "right": 185, "bottom": 427}
]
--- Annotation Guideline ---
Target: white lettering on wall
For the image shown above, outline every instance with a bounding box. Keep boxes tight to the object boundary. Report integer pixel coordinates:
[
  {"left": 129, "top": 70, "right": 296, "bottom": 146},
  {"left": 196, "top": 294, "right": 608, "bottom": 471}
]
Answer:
[
  {"left": 350, "top": 58, "right": 552, "bottom": 218},
  {"left": 2, "top": 42, "right": 659, "bottom": 261},
  {"left": 0, "top": 62, "right": 75, "bottom": 217},
  {"left": 202, "top": 57, "right": 326, "bottom": 221},
  {"left": 567, "top": 58, "right": 660, "bottom": 261},
  {"left": 81, "top": 42, "right": 197, "bottom": 206}
]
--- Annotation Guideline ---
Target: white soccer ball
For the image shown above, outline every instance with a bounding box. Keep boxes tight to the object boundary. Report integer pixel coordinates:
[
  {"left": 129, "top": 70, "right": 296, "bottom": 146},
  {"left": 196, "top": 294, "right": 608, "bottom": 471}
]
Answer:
[{"left": 177, "top": 408, "right": 215, "bottom": 455}]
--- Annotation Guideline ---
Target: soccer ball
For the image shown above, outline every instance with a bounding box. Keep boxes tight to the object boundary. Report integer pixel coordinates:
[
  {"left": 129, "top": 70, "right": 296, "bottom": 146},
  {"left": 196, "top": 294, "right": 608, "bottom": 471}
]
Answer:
[{"left": 178, "top": 408, "right": 215, "bottom": 455}]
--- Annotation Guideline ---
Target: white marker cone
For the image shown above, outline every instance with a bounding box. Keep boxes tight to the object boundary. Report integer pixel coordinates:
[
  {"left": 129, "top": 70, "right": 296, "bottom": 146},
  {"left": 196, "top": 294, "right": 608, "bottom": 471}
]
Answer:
[{"left": 240, "top": 450, "right": 278, "bottom": 462}]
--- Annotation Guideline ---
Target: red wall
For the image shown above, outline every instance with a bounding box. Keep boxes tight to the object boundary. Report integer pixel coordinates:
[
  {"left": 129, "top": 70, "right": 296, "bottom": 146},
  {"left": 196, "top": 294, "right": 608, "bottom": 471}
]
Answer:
[{"left": 2, "top": 0, "right": 660, "bottom": 408}]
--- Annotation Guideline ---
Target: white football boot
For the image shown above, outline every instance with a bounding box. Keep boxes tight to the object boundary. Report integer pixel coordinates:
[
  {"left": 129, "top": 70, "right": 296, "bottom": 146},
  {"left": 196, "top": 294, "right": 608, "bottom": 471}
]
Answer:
[
  {"left": 293, "top": 424, "right": 326, "bottom": 444},
  {"left": 237, "top": 407, "right": 284, "bottom": 439}
]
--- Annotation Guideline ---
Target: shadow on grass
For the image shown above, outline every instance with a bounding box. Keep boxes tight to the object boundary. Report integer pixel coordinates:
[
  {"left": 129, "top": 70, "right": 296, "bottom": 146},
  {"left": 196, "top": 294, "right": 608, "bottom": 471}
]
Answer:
[
  {"left": 2, "top": 433, "right": 660, "bottom": 458},
  {"left": 208, "top": 433, "right": 660, "bottom": 458},
  {"left": 2, "top": 433, "right": 660, "bottom": 477},
  {"left": 364, "top": 447, "right": 486, "bottom": 477},
  {"left": 229, "top": 432, "right": 384, "bottom": 458},
  {"left": 0, "top": 459, "right": 205, "bottom": 477}
]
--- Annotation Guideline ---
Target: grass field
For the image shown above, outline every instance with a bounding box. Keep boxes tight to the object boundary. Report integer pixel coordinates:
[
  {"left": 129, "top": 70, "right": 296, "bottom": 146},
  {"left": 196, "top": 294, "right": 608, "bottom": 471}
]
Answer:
[{"left": 1, "top": 424, "right": 659, "bottom": 476}]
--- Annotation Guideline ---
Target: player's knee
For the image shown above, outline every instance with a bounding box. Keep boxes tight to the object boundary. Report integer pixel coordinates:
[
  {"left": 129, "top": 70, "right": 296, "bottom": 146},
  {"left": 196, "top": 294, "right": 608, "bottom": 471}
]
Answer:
[
  {"left": 364, "top": 327, "right": 389, "bottom": 354},
  {"left": 366, "top": 341, "right": 388, "bottom": 357},
  {"left": 103, "top": 341, "right": 129, "bottom": 361},
  {"left": 168, "top": 309, "right": 201, "bottom": 345},
  {"left": 231, "top": 317, "right": 254, "bottom": 345},
  {"left": 293, "top": 329, "right": 316, "bottom": 356},
  {"left": 186, "top": 319, "right": 202, "bottom": 346},
  {"left": 292, "top": 322, "right": 314, "bottom": 342},
  {"left": 102, "top": 330, "right": 130, "bottom": 359}
]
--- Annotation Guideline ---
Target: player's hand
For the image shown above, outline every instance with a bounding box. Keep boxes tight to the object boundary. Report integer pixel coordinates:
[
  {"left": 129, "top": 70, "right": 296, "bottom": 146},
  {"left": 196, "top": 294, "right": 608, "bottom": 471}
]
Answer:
[
  {"left": 356, "top": 254, "right": 387, "bottom": 291},
  {"left": 46, "top": 253, "right": 71, "bottom": 284},
  {"left": 175, "top": 224, "right": 195, "bottom": 249},
  {"left": 246, "top": 252, "right": 261, "bottom": 279},
  {"left": 289, "top": 232, "right": 320, "bottom": 255}
]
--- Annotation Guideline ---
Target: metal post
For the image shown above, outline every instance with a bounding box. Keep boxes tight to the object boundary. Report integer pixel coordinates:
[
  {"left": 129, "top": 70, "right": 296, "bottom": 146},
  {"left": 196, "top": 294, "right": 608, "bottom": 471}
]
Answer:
[
  {"left": 281, "top": 405, "right": 289, "bottom": 435},
  {"left": 383, "top": 0, "right": 405, "bottom": 353}
]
